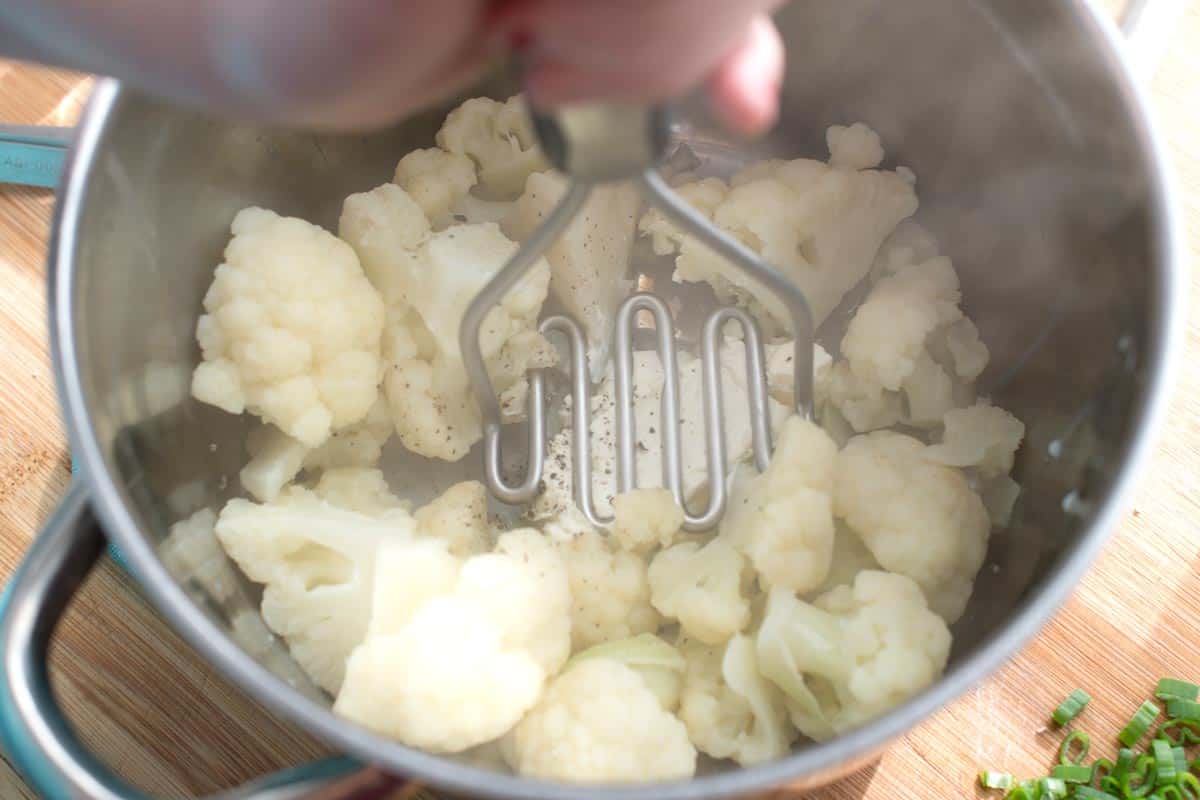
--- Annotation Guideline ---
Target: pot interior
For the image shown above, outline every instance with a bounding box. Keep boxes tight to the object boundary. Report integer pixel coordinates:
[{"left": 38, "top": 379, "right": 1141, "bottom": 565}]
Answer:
[{"left": 59, "top": 0, "right": 1168, "bottom": 788}]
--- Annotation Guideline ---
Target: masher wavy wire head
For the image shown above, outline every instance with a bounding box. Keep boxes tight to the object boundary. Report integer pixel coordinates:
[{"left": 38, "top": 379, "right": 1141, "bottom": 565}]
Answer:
[{"left": 459, "top": 102, "right": 814, "bottom": 532}]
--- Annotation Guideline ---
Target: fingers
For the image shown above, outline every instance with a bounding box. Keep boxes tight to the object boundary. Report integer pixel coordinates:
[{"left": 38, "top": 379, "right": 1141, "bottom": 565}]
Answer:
[
  {"left": 493, "top": 0, "right": 787, "bottom": 137},
  {"left": 705, "top": 14, "right": 785, "bottom": 137}
]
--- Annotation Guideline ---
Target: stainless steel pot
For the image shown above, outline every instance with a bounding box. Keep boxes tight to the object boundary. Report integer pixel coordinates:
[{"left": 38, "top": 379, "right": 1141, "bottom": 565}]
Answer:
[{"left": 0, "top": 1, "right": 1184, "bottom": 798}]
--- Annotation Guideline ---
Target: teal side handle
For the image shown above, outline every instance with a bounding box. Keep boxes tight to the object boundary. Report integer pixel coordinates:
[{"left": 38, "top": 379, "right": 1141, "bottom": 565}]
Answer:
[
  {"left": 0, "top": 581, "right": 74, "bottom": 800},
  {"left": 0, "top": 138, "right": 66, "bottom": 188}
]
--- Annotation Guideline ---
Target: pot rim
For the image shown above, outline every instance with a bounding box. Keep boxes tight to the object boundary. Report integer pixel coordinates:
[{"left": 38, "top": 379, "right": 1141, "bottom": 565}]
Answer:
[{"left": 47, "top": 3, "right": 1185, "bottom": 797}]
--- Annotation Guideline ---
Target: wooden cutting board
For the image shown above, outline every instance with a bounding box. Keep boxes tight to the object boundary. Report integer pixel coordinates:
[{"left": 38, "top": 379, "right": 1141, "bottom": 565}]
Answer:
[{"left": 1, "top": 2, "right": 1198, "bottom": 796}]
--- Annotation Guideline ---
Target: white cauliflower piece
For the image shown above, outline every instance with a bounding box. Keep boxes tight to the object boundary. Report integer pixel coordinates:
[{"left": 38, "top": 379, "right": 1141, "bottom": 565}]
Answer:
[
  {"left": 825, "top": 361, "right": 903, "bottom": 434},
  {"left": 454, "top": 529, "right": 572, "bottom": 676},
  {"left": 765, "top": 341, "right": 832, "bottom": 410},
  {"left": 311, "top": 467, "right": 406, "bottom": 515},
  {"left": 834, "top": 431, "right": 990, "bottom": 623},
  {"left": 568, "top": 634, "right": 688, "bottom": 711},
  {"left": 556, "top": 525, "right": 660, "bottom": 649},
  {"left": 339, "top": 184, "right": 554, "bottom": 461},
  {"left": 648, "top": 537, "right": 750, "bottom": 645},
  {"left": 980, "top": 475, "right": 1022, "bottom": 528},
  {"left": 756, "top": 572, "right": 951, "bottom": 740},
  {"left": 533, "top": 342, "right": 788, "bottom": 522},
  {"left": 827, "top": 123, "right": 884, "bottom": 170},
  {"left": 413, "top": 480, "right": 491, "bottom": 556},
  {"left": 639, "top": 177, "right": 728, "bottom": 256},
  {"left": 871, "top": 219, "right": 940, "bottom": 280},
  {"left": 610, "top": 488, "right": 684, "bottom": 554},
  {"left": 214, "top": 485, "right": 416, "bottom": 693},
  {"left": 840, "top": 256, "right": 963, "bottom": 392},
  {"left": 901, "top": 350, "right": 957, "bottom": 429},
  {"left": 678, "top": 635, "right": 795, "bottom": 766},
  {"left": 722, "top": 417, "right": 838, "bottom": 594},
  {"left": 365, "top": 537, "right": 461, "bottom": 637},
  {"left": 392, "top": 147, "right": 477, "bottom": 225},
  {"left": 642, "top": 132, "right": 917, "bottom": 332},
  {"left": 335, "top": 529, "right": 570, "bottom": 753},
  {"left": 335, "top": 596, "right": 544, "bottom": 752},
  {"left": 436, "top": 96, "right": 549, "bottom": 198},
  {"left": 507, "top": 171, "right": 639, "bottom": 380},
  {"left": 504, "top": 659, "right": 696, "bottom": 782},
  {"left": 935, "top": 318, "right": 990, "bottom": 381},
  {"left": 240, "top": 398, "right": 394, "bottom": 503},
  {"left": 809, "top": 522, "right": 881, "bottom": 598},
  {"left": 159, "top": 508, "right": 240, "bottom": 603},
  {"left": 924, "top": 402, "right": 1026, "bottom": 478},
  {"left": 192, "top": 207, "right": 384, "bottom": 448}
]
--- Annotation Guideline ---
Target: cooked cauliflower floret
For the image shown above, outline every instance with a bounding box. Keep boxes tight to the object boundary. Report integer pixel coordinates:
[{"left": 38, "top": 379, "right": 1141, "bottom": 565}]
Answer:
[
  {"left": 809, "top": 522, "right": 882, "bottom": 598},
  {"left": 568, "top": 634, "right": 688, "bottom": 711},
  {"left": 834, "top": 431, "right": 990, "bottom": 623},
  {"left": 611, "top": 488, "right": 685, "bottom": 554},
  {"left": 935, "top": 318, "right": 991, "bottom": 381},
  {"left": 336, "top": 596, "right": 544, "bottom": 752},
  {"left": 871, "top": 219, "right": 941, "bottom": 280},
  {"left": 901, "top": 351, "right": 958, "bottom": 429},
  {"left": 765, "top": 342, "right": 832, "bottom": 410},
  {"left": 649, "top": 538, "right": 750, "bottom": 645},
  {"left": 159, "top": 508, "right": 240, "bottom": 603},
  {"left": 723, "top": 418, "right": 838, "bottom": 594},
  {"left": 556, "top": 525, "right": 660, "bottom": 649},
  {"left": 840, "top": 256, "right": 963, "bottom": 392},
  {"left": 192, "top": 207, "right": 384, "bottom": 448},
  {"left": 436, "top": 96, "right": 549, "bottom": 199},
  {"left": 825, "top": 361, "right": 903, "bottom": 434},
  {"left": 455, "top": 529, "right": 572, "bottom": 676},
  {"left": 339, "top": 183, "right": 554, "bottom": 461},
  {"left": 335, "top": 529, "right": 570, "bottom": 753},
  {"left": 311, "top": 467, "right": 406, "bottom": 515},
  {"left": 240, "top": 398, "right": 394, "bottom": 502},
  {"left": 827, "top": 123, "right": 885, "bottom": 170},
  {"left": 639, "top": 177, "right": 729, "bottom": 256},
  {"left": 214, "top": 485, "right": 415, "bottom": 692},
  {"left": 981, "top": 475, "right": 1022, "bottom": 528},
  {"left": 393, "top": 147, "right": 477, "bottom": 225},
  {"left": 507, "top": 171, "right": 639, "bottom": 380},
  {"left": 678, "top": 635, "right": 795, "bottom": 766},
  {"left": 504, "top": 659, "right": 697, "bottom": 782},
  {"left": 641, "top": 130, "right": 917, "bottom": 332},
  {"left": 756, "top": 571, "right": 951, "bottom": 740},
  {"left": 413, "top": 480, "right": 491, "bottom": 556},
  {"left": 924, "top": 402, "right": 1026, "bottom": 478},
  {"left": 365, "top": 537, "right": 461, "bottom": 637}
]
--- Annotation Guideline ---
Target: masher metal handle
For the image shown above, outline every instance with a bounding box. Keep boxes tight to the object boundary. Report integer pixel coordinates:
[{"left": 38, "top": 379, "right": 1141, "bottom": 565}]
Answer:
[{"left": 459, "top": 102, "right": 814, "bottom": 530}]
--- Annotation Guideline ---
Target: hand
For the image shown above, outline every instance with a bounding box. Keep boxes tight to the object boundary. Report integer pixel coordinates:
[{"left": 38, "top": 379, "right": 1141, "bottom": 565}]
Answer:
[{"left": 1, "top": 0, "right": 785, "bottom": 136}]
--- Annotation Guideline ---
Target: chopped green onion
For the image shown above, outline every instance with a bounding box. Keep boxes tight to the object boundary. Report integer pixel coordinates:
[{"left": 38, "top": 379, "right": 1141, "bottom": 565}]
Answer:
[
  {"left": 1123, "top": 753, "right": 1157, "bottom": 798},
  {"left": 980, "top": 771, "right": 1014, "bottom": 791},
  {"left": 1052, "top": 764, "right": 1093, "bottom": 783},
  {"left": 1115, "top": 748, "right": 1137, "bottom": 779},
  {"left": 1052, "top": 689, "right": 1092, "bottom": 726},
  {"left": 1162, "top": 787, "right": 1186, "bottom": 800},
  {"left": 1075, "top": 786, "right": 1121, "bottom": 800},
  {"left": 1121, "top": 701, "right": 1163, "bottom": 747},
  {"left": 1159, "top": 719, "right": 1200, "bottom": 745},
  {"left": 1060, "top": 730, "right": 1091, "bottom": 765},
  {"left": 1155, "top": 738, "right": 1178, "bottom": 785},
  {"left": 1178, "top": 773, "right": 1200, "bottom": 799},
  {"left": 1038, "top": 776, "right": 1068, "bottom": 798},
  {"left": 1092, "top": 758, "right": 1115, "bottom": 788},
  {"left": 1158, "top": 679, "right": 1200, "bottom": 702},
  {"left": 1102, "top": 776, "right": 1125, "bottom": 797},
  {"left": 1169, "top": 699, "right": 1200, "bottom": 721},
  {"left": 1174, "top": 746, "right": 1188, "bottom": 780},
  {"left": 1006, "top": 780, "right": 1036, "bottom": 800}
]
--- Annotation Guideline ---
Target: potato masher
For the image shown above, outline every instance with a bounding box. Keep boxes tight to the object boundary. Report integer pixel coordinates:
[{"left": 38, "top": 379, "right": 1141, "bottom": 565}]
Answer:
[{"left": 460, "top": 104, "right": 815, "bottom": 532}]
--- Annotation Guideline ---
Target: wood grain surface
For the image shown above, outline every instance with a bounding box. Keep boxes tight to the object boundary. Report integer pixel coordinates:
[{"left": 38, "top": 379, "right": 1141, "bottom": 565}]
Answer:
[{"left": 1, "top": 1, "right": 1198, "bottom": 797}]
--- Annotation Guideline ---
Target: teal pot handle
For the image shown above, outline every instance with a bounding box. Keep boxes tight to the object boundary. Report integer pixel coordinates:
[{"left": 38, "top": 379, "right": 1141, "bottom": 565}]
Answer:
[
  {"left": 0, "top": 124, "right": 71, "bottom": 188},
  {"left": 0, "top": 482, "right": 382, "bottom": 800}
]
